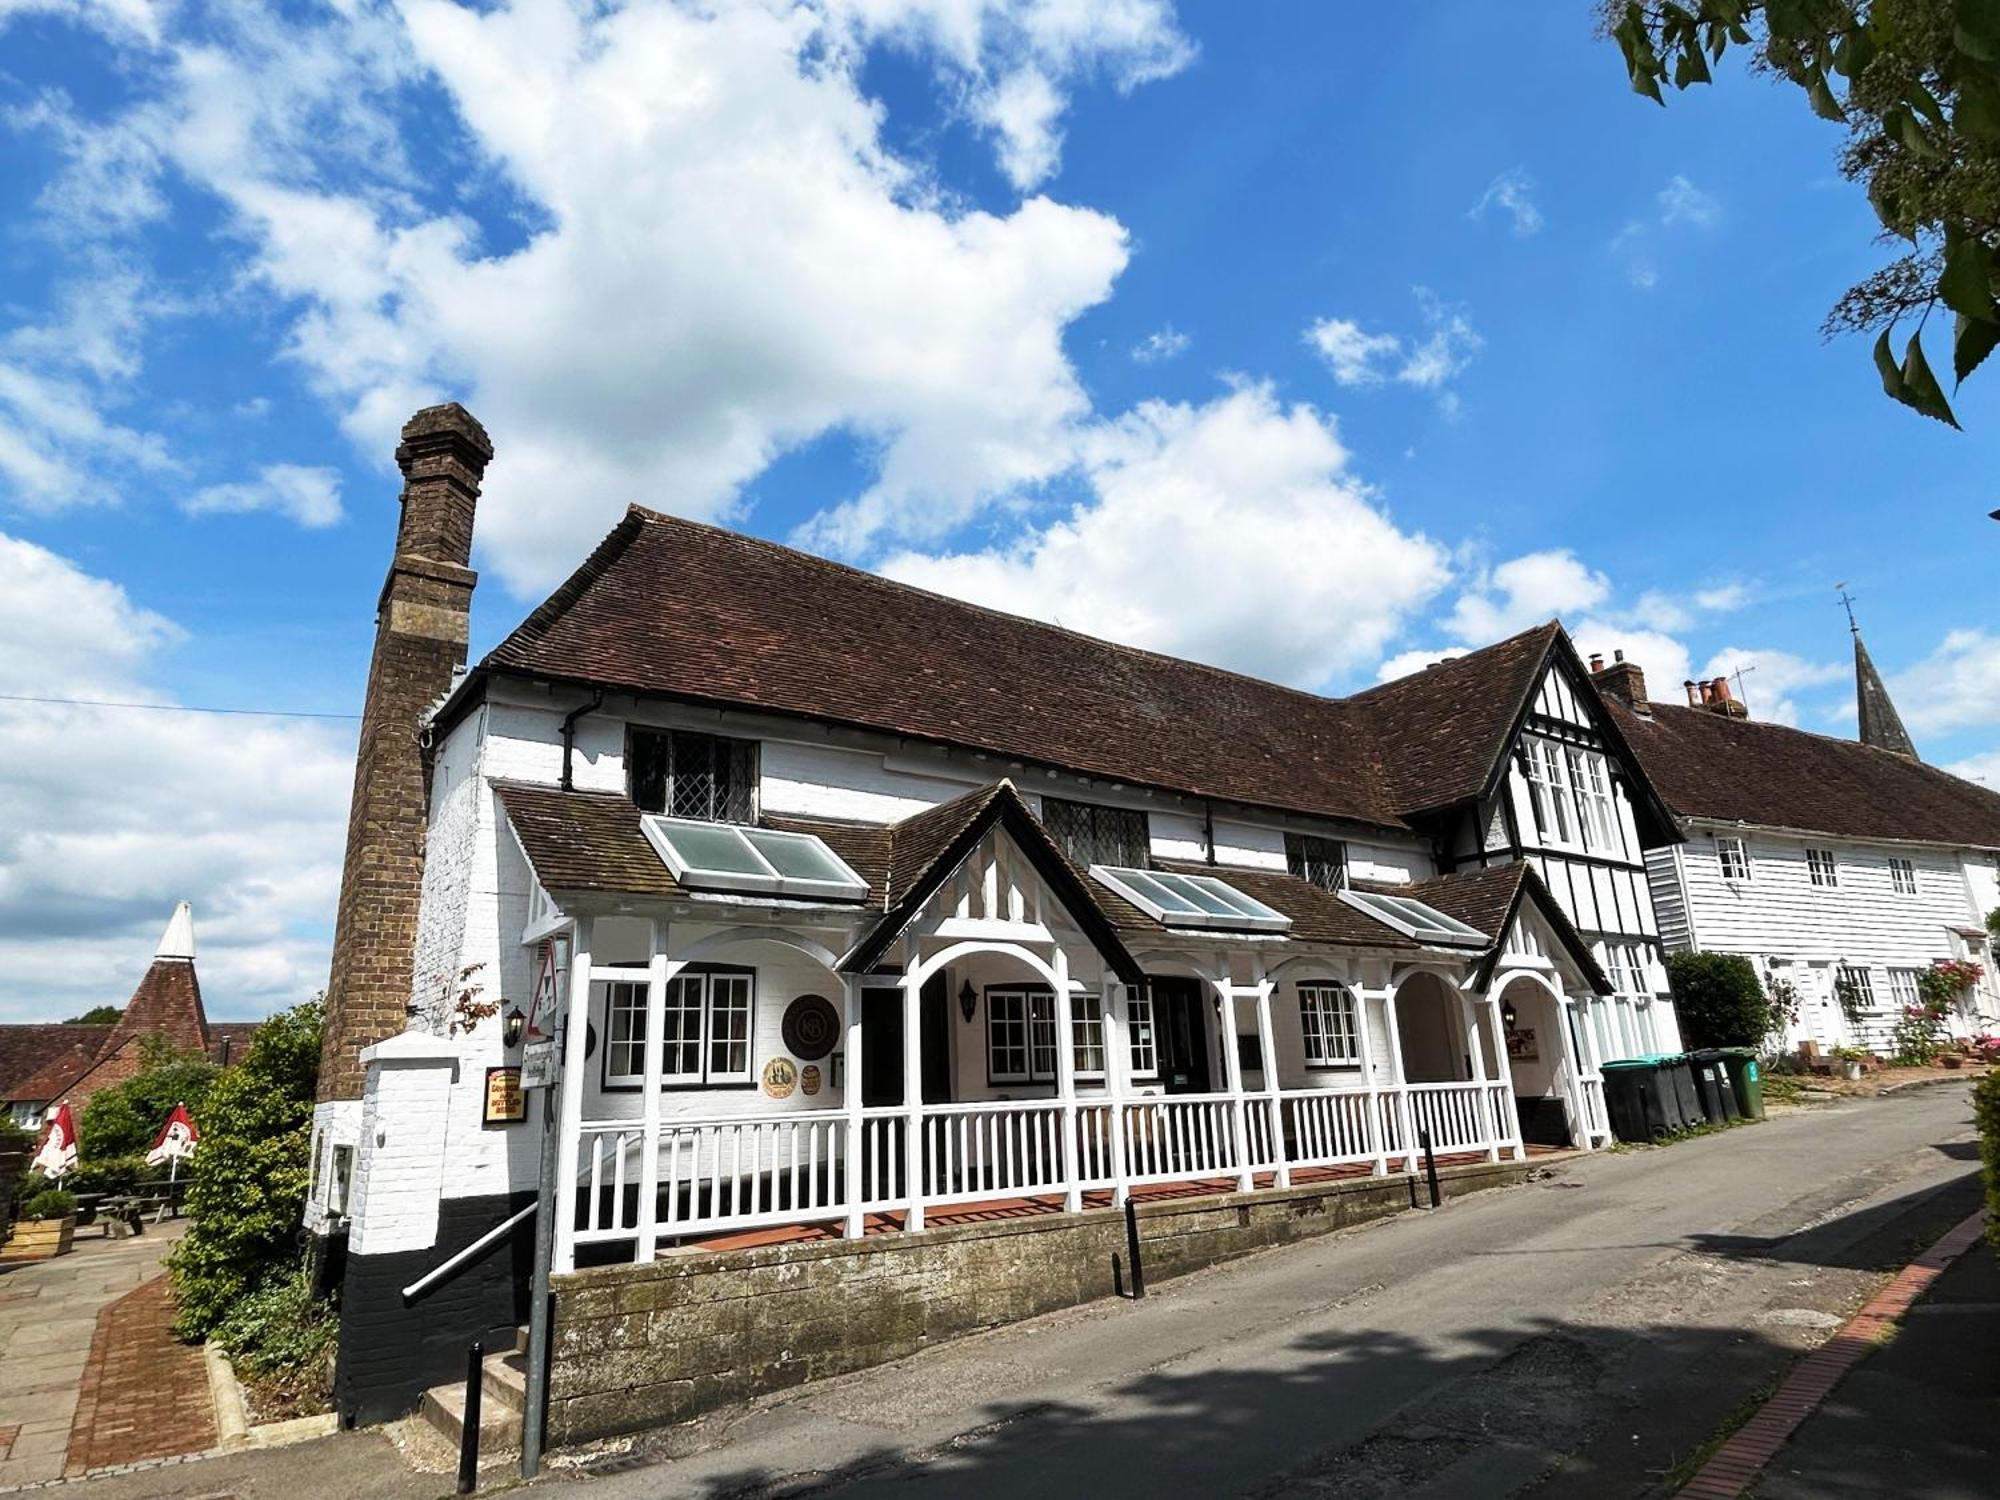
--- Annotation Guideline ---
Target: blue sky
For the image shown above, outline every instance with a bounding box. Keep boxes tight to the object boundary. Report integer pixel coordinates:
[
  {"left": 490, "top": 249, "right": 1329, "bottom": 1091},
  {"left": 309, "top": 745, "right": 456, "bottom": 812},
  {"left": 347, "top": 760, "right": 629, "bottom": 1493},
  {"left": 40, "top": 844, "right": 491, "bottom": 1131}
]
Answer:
[{"left": 2, "top": 0, "right": 1996, "bottom": 1021}]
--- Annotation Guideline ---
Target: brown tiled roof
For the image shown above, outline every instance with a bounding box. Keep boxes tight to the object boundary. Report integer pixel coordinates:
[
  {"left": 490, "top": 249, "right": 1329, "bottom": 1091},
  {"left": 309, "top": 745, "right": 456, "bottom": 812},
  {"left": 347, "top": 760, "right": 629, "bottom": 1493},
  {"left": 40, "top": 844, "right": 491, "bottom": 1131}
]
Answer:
[
  {"left": 482, "top": 509, "right": 1408, "bottom": 831},
  {"left": 1347, "top": 623, "right": 1562, "bottom": 816},
  {"left": 881, "top": 783, "right": 1009, "bottom": 905},
  {"left": 1608, "top": 701, "right": 2000, "bottom": 849},
  {"left": 1397, "top": 864, "right": 1612, "bottom": 993},
  {"left": 0, "top": 1024, "right": 110, "bottom": 1103}
]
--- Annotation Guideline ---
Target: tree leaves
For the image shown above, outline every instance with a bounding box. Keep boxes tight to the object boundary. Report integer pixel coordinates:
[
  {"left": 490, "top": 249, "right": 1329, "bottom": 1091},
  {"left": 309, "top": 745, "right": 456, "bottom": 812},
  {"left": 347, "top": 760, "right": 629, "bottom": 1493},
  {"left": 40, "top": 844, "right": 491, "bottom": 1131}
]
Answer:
[
  {"left": 1959, "top": 0, "right": 2000, "bottom": 64},
  {"left": 1877, "top": 326, "right": 1963, "bottom": 428}
]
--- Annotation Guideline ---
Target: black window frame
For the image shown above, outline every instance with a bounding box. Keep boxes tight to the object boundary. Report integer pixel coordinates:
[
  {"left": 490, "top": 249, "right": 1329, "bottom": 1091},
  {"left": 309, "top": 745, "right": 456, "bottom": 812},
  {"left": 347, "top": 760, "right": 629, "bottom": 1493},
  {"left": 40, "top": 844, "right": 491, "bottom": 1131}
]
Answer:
[
  {"left": 1042, "top": 796, "right": 1150, "bottom": 869},
  {"left": 627, "top": 727, "right": 758, "bottom": 824}
]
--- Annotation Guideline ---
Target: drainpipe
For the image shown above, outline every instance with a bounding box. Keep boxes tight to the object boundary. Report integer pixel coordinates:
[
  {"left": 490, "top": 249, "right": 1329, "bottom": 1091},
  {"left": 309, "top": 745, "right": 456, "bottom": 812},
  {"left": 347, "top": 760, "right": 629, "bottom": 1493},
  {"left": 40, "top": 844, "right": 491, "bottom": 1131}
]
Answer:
[
  {"left": 1203, "top": 801, "right": 1217, "bottom": 865},
  {"left": 559, "top": 690, "right": 604, "bottom": 793}
]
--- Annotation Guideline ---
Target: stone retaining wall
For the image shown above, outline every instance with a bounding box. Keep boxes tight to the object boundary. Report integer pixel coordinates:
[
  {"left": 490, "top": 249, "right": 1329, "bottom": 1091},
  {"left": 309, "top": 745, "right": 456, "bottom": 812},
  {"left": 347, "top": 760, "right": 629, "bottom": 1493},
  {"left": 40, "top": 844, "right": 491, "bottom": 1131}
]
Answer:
[{"left": 548, "top": 1157, "right": 1540, "bottom": 1445}]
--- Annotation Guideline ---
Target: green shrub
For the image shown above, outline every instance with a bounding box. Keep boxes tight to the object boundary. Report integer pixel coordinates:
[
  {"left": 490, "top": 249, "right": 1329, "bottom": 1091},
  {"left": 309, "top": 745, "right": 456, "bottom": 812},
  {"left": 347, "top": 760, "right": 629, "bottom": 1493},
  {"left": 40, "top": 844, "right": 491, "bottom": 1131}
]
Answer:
[
  {"left": 1977, "top": 1069, "right": 2000, "bottom": 1256},
  {"left": 79, "top": 1035, "right": 219, "bottom": 1161},
  {"left": 1666, "top": 952, "right": 1778, "bottom": 1049},
  {"left": 213, "top": 1261, "right": 337, "bottom": 1417},
  {"left": 17, "top": 1187, "right": 77, "bottom": 1220},
  {"left": 168, "top": 1001, "right": 321, "bottom": 1339}
]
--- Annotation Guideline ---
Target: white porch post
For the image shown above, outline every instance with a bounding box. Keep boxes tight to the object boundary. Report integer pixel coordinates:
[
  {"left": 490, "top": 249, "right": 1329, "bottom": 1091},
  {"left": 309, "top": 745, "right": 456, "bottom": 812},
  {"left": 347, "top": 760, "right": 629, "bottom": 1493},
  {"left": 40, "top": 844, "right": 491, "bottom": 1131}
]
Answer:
[
  {"left": 552, "top": 916, "right": 593, "bottom": 1275},
  {"left": 841, "top": 975, "right": 866, "bottom": 1238},
  {"left": 1486, "top": 991, "right": 1525, "bottom": 1160},
  {"left": 1463, "top": 992, "right": 1499, "bottom": 1165},
  {"left": 1381, "top": 980, "right": 1418, "bottom": 1173},
  {"left": 1353, "top": 974, "right": 1389, "bottom": 1177},
  {"left": 1251, "top": 968, "right": 1286, "bottom": 1188},
  {"left": 1213, "top": 971, "right": 1254, "bottom": 1193},
  {"left": 901, "top": 972, "right": 925, "bottom": 1232},
  {"left": 1104, "top": 980, "right": 1132, "bottom": 1205},
  {"left": 1557, "top": 996, "right": 1594, "bottom": 1152},
  {"left": 634, "top": 921, "right": 668, "bottom": 1260},
  {"left": 1052, "top": 948, "right": 1082, "bottom": 1211}
]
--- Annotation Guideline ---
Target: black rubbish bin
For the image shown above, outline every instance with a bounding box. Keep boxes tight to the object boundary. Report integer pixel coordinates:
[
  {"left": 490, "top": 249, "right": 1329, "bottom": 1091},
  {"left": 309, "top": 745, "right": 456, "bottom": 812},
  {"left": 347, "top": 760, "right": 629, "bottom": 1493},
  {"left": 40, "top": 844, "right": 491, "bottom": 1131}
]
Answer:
[
  {"left": 1688, "top": 1049, "right": 1739, "bottom": 1123},
  {"left": 1600, "top": 1058, "right": 1673, "bottom": 1142},
  {"left": 1653, "top": 1053, "right": 1700, "bottom": 1129}
]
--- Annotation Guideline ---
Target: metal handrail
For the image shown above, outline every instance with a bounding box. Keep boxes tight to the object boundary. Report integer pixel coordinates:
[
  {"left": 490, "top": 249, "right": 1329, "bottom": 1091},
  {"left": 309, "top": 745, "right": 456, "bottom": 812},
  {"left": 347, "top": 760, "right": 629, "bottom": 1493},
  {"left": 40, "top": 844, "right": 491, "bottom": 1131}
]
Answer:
[{"left": 402, "top": 1202, "right": 536, "bottom": 1303}]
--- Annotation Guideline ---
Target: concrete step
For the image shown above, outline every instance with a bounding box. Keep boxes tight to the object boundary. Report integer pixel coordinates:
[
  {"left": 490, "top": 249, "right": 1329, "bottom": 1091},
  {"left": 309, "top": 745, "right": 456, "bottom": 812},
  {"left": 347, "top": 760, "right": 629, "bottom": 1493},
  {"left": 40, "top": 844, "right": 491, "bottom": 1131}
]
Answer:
[
  {"left": 483, "top": 1351, "right": 528, "bottom": 1414},
  {"left": 419, "top": 1351, "right": 525, "bottom": 1455}
]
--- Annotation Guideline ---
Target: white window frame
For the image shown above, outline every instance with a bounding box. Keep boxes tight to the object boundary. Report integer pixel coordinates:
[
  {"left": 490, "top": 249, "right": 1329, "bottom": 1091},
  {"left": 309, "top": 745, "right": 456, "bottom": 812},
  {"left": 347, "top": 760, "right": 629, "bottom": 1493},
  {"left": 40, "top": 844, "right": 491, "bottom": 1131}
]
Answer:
[
  {"left": 1536, "top": 741, "right": 1575, "bottom": 844},
  {"left": 1888, "top": 968, "right": 1921, "bottom": 1010},
  {"left": 1565, "top": 745, "right": 1615, "bottom": 853},
  {"left": 1837, "top": 964, "right": 1877, "bottom": 1010},
  {"left": 1888, "top": 856, "right": 1918, "bottom": 895},
  {"left": 1126, "top": 987, "right": 1159, "bottom": 1079},
  {"left": 604, "top": 967, "right": 755, "bottom": 1087},
  {"left": 1716, "top": 835, "right": 1751, "bottom": 882},
  {"left": 1807, "top": 847, "right": 1840, "bottom": 887},
  {"left": 1071, "top": 992, "right": 1106, "bottom": 1080},
  {"left": 1298, "top": 982, "right": 1361, "bottom": 1067}
]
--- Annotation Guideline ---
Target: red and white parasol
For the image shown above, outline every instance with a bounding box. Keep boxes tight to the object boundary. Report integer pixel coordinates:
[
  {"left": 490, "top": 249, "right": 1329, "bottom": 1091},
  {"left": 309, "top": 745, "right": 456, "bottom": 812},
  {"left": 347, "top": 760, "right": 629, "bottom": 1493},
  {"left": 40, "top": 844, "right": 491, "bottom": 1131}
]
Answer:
[
  {"left": 145, "top": 1102, "right": 199, "bottom": 1169},
  {"left": 31, "top": 1102, "right": 77, "bottom": 1180}
]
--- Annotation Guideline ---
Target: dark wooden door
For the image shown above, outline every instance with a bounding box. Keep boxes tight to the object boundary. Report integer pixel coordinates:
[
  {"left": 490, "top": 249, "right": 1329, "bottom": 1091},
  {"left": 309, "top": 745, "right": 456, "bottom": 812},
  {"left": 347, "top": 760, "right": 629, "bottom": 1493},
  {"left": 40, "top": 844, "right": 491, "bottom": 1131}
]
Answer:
[
  {"left": 1152, "top": 977, "right": 1213, "bottom": 1095},
  {"left": 861, "top": 983, "right": 953, "bottom": 1106}
]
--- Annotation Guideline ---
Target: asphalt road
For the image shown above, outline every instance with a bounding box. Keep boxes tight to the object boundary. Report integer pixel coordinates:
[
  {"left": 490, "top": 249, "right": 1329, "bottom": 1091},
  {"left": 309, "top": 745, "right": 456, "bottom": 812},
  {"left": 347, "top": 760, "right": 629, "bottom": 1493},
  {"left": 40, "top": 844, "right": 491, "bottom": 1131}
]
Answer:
[{"left": 529, "top": 1084, "right": 1983, "bottom": 1500}]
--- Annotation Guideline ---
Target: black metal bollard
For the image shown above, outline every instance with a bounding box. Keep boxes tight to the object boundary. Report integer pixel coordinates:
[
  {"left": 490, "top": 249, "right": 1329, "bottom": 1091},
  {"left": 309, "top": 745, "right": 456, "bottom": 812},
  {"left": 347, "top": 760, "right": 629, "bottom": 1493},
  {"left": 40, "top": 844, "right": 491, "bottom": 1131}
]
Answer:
[
  {"left": 1419, "top": 1128, "right": 1441, "bottom": 1209},
  {"left": 457, "top": 1339, "right": 483, "bottom": 1495},
  {"left": 1123, "top": 1197, "right": 1146, "bottom": 1299}
]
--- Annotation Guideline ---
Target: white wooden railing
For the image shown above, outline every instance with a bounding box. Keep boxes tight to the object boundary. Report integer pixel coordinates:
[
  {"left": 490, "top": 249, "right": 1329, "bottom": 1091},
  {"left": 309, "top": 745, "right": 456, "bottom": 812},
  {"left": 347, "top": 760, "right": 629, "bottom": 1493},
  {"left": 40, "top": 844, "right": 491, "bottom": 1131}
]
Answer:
[
  {"left": 1579, "top": 1075, "right": 1609, "bottom": 1140},
  {"left": 574, "top": 1080, "right": 1527, "bottom": 1253}
]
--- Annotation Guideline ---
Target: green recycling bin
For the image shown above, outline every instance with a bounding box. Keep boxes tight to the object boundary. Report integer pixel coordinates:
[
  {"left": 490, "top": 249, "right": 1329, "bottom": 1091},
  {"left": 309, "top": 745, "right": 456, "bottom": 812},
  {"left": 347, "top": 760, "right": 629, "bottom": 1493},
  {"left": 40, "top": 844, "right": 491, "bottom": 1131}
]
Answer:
[{"left": 1718, "top": 1047, "right": 1765, "bottom": 1119}]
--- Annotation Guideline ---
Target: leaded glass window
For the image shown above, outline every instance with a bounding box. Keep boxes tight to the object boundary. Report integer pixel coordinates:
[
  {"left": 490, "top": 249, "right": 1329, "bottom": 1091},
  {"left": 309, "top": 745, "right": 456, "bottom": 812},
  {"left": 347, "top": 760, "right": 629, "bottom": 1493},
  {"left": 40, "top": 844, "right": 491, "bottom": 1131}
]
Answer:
[
  {"left": 1285, "top": 832, "right": 1347, "bottom": 892},
  {"left": 1042, "top": 796, "right": 1149, "bottom": 868},
  {"left": 629, "top": 728, "right": 757, "bottom": 824}
]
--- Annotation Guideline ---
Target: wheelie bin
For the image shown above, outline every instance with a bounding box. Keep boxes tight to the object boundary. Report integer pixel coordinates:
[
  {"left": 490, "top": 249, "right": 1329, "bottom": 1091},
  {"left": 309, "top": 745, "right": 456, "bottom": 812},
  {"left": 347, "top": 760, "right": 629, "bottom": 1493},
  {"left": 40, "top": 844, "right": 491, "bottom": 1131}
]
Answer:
[
  {"left": 1600, "top": 1057, "right": 1674, "bottom": 1142},
  {"left": 1718, "top": 1047, "right": 1766, "bottom": 1119}
]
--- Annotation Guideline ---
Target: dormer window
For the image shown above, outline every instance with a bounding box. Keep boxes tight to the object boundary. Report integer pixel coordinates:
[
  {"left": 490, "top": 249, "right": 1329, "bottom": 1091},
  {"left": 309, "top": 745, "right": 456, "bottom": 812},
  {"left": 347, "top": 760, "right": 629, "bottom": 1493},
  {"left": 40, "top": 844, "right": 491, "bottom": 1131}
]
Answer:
[
  {"left": 629, "top": 728, "right": 756, "bottom": 823},
  {"left": 1042, "top": 796, "right": 1149, "bottom": 868},
  {"left": 1285, "top": 832, "right": 1346, "bottom": 892}
]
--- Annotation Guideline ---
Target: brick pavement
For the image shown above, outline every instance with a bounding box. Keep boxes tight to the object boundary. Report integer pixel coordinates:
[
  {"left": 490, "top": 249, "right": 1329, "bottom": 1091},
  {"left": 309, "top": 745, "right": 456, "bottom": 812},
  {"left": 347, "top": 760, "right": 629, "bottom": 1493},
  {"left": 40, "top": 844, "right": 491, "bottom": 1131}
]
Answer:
[
  {"left": 0, "top": 1220, "right": 206, "bottom": 1488},
  {"left": 63, "top": 1273, "right": 216, "bottom": 1475},
  {"left": 1678, "top": 1207, "right": 1991, "bottom": 1499}
]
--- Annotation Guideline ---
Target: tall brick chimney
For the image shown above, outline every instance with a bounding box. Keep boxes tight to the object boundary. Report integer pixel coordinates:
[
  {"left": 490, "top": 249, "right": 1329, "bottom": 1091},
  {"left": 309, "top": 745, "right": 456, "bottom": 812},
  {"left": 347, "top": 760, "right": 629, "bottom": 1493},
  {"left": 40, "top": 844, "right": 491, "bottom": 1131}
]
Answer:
[
  {"left": 1589, "top": 649, "right": 1650, "bottom": 714},
  {"left": 318, "top": 404, "right": 491, "bottom": 1102}
]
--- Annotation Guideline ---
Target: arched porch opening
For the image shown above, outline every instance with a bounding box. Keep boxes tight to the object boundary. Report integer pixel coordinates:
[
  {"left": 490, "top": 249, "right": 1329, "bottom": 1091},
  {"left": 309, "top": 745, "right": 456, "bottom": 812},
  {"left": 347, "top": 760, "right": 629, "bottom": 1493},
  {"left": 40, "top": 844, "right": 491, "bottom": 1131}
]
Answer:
[
  {"left": 1396, "top": 970, "right": 1471, "bottom": 1082},
  {"left": 1495, "top": 973, "right": 1584, "bottom": 1148}
]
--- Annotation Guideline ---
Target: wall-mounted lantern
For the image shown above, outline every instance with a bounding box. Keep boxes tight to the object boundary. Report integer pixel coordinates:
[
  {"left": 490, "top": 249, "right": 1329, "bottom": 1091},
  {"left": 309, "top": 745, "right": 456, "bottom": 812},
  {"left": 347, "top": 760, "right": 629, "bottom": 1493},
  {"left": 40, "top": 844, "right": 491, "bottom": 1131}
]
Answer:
[
  {"left": 958, "top": 978, "right": 978, "bottom": 1024},
  {"left": 503, "top": 1007, "right": 527, "bottom": 1049}
]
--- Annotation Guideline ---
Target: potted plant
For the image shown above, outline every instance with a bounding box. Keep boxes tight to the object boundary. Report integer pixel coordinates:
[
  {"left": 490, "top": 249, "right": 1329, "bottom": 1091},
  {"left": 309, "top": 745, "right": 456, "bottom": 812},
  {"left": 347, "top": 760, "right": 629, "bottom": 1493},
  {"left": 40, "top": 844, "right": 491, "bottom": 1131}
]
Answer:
[
  {"left": 2, "top": 1186, "right": 78, "bottom": 1261},
  {"left": 1829, "top": 1045, "right": 1868, "bottom": 1081}
]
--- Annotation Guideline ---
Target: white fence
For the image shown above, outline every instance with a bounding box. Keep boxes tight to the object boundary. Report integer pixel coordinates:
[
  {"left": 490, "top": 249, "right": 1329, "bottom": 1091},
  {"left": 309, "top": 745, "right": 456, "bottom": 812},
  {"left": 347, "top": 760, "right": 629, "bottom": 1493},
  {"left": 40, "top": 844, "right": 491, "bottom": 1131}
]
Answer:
[{"left": 573, "top": 1080, "right": 1527, "bottom": 1254}]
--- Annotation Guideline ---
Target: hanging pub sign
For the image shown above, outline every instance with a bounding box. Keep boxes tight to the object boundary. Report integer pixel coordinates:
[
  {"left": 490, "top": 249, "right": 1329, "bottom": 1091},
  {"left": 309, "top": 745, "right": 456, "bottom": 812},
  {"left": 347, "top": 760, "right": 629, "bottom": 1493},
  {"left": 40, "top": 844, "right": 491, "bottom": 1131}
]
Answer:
[{"left": 484, "top": 1067, "right": 527, "bottom": 1124}]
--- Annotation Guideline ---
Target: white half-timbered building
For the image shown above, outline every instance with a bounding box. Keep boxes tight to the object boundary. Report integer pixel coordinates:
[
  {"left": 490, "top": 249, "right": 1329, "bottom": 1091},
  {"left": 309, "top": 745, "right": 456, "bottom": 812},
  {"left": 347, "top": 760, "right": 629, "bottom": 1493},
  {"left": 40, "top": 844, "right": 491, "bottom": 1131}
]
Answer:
[
  {"left": 305, "top": 407, "right": 1696, "bottom": 1425},
  {"left": 1608, "top": 641, "right": 2000, "bottom": 1056}
]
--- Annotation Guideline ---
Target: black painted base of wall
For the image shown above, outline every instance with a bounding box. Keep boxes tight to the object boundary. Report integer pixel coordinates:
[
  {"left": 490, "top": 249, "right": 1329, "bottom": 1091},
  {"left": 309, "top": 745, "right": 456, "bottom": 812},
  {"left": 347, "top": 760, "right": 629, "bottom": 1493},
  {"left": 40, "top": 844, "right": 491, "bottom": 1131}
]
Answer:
[{"left": 333, "top": 1190, "right": 536, "bottom": 1428}]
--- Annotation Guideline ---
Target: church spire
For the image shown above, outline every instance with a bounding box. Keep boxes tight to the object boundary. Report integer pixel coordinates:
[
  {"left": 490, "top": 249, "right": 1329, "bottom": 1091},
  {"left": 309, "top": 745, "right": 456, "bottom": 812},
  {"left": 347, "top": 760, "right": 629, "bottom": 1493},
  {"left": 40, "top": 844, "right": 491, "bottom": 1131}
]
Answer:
[{"left": 1840, "top": 587, "right": 1919, "bottom": 760}]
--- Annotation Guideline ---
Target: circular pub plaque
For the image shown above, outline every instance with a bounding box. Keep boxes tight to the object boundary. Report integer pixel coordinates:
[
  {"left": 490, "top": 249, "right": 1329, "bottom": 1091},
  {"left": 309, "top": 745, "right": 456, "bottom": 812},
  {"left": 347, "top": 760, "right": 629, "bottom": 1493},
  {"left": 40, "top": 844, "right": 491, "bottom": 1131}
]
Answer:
[
  {"left": 762, "top": 1056, "right": 798, "bottom": 1100},
  {"left": 781, "top": 994, "right": 841, "bottom": 1061}
]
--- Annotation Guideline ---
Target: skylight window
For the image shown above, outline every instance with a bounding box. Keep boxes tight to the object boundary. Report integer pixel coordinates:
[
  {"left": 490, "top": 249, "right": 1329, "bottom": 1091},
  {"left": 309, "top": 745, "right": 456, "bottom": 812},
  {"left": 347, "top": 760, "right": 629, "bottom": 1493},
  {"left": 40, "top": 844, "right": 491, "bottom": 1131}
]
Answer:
[
  {"left": 1339, "top": 889, "right": 1489, "bottom": 947},
  {"left": 642, "top": 816, "right": 868, "bottom": 902},
  {"left": 1090, "top": 866, "right": 1292, "bottom": 933}
]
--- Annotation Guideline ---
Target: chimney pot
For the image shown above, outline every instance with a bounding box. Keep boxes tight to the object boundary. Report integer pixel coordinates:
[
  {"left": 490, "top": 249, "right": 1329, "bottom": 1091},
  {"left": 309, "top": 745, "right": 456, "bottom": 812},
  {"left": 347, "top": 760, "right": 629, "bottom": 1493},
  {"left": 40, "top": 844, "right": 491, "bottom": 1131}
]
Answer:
[
  {"left": 1588, "top": 652, "right": 1605, "bottom": 672},
  {"left": 1684, "top": 679, "right": 1699, "bottom": 707}
]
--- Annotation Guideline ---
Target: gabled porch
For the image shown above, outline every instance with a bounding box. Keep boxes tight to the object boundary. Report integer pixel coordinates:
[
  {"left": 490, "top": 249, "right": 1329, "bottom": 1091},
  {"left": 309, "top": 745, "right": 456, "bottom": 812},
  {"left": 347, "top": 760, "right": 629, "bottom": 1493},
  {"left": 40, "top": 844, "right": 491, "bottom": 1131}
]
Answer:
[{"left": 499, "top": 781, "right": 1613, "bottom": 1274}]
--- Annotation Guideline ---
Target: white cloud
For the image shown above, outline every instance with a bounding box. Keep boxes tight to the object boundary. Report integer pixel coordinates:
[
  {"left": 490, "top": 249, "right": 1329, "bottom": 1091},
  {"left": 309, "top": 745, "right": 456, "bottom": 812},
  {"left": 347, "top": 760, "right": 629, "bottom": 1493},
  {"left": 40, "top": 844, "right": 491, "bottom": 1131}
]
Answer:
[
  {"left": 0, "top": 532, "right": 349, "bottom": 1021},
  {"left": 1375, "top": 645, "right": 1469, "bottom": 682},
  {"left": 186, "top": 463, "right": 344, "bottom": 527},
  {"left": 1469, "top": 169, "right": 1541, "bottom": 237},
  {"left": 1446, "top": 550, "right": 1611, "bottom": 643},
  {"left": 1658, "top": 173, "right": 1720, "bottom": 229},
  {"left": 879, "top": 383, "right": 1451, "bottom": 689},
  {"left": 1895, "top": 629, "right": 2000, "bottom": 734},
  {"left": 1131, "top": 324, "right": 1190, "bottom": 363},
  {"left": 6, "top": 0, "right": 1191, "bottom": 586},
  {"left": 1305, "top": 289, "right": 1480, "bottom": 405},
  {"left": 1945, "top": 749, "right": 2000, "bottom": 788},
  {"left": 1685, "top": 645, "right": 1844, "bottom": 726},
  {"left": 1613, "top": 174, "right": 1722, "bottom": 289}
]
